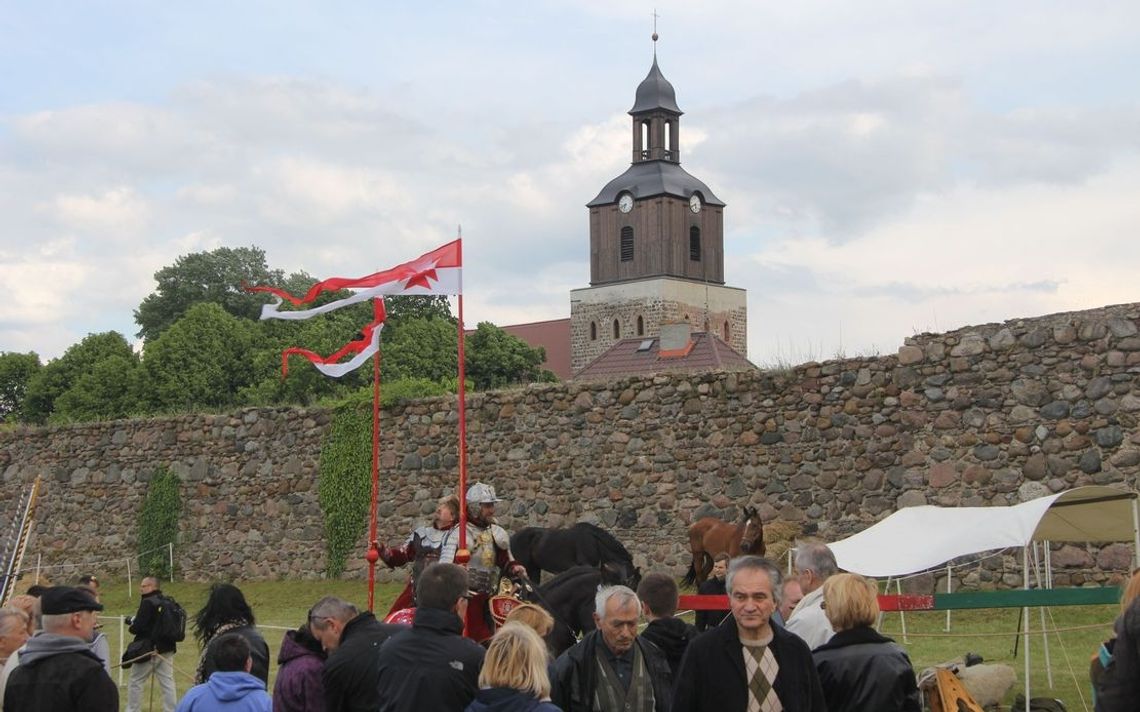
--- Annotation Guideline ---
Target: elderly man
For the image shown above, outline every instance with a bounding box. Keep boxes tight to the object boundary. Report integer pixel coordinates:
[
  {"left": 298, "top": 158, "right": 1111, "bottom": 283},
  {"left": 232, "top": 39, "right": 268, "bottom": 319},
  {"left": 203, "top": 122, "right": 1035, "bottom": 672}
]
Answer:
[
  {"left": 3, "top": 586, "right": 118, "bottom": 712},
  {"left": 308, "top": 596, "right": 402, "bottom": 712},
  {"left": 785, "top": 542, "right": 839, "bottom": 649},
  {"left": 0, "top": 608, "right": 30, "bottom": 668},
  {"left": 551, "top": 585, "right": 673, "bottom": 712},
  {"left": 673, "top": 556, "right": 826, "bottom": 712},
  {"left": 778, "top": 578, "right": 804, "bottom": 626},
  {"left": 375, "top": 563, "right": 486, "bottom": 711}
]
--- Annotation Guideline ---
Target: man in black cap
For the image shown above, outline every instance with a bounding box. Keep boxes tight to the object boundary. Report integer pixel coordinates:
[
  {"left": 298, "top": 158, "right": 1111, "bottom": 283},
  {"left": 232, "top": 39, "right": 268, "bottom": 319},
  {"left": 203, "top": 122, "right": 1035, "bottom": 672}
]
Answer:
[{"left": 3, "top": 586, "right": 118, "bottom": 712}]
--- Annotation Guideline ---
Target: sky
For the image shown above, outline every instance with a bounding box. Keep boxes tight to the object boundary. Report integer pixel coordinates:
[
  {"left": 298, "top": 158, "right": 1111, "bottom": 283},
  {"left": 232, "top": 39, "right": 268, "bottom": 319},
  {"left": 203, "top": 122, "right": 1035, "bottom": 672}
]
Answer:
[{"left": 2, "top": 1, "right": 1139, "bottom": 366}]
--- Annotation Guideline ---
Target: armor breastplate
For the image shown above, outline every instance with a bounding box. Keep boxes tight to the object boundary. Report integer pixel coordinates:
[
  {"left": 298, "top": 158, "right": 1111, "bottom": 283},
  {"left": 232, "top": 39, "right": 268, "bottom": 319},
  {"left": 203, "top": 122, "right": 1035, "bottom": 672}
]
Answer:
[{"left": 410, "top": 526, "right": 456, "bottom": 584}]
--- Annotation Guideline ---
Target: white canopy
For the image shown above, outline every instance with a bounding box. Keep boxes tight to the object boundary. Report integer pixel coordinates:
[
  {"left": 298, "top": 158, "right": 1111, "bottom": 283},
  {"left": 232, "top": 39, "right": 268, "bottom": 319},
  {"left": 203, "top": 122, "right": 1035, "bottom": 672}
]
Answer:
[{"left": 829, "top": 486, "right": 1139, "bottom": 577}]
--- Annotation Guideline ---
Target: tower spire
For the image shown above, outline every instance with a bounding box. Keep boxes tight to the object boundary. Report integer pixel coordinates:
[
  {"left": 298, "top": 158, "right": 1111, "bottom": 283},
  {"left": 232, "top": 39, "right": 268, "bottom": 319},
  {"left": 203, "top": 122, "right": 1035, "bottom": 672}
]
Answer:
[{"left": 652, "top": 9, "right": 659, "bottom": 57}]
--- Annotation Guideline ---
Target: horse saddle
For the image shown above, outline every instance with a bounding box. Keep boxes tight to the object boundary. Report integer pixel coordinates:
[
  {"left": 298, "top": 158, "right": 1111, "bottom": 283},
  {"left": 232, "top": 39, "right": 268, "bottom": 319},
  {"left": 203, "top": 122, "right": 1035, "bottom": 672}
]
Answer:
[{"left": 489, "top": 578, "right": 525, "bottom": 626}]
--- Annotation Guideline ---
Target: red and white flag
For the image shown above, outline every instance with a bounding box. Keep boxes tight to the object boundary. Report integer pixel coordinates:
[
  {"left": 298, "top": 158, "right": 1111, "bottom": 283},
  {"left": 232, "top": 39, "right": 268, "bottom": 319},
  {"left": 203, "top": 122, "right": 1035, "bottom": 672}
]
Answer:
[
  {"left": 250, "top": 239, "right": 461, "bottom": 321},
  {"left": 280, "top": 300, "right": 387, "bottom": 378}
]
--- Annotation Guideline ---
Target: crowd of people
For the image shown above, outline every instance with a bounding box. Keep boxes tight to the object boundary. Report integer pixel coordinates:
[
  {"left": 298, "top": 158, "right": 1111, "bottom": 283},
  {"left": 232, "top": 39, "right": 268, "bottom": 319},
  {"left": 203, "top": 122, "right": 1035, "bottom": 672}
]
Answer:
[{"left": 2, "top": 491, "right": 1139, "bottom": 711}]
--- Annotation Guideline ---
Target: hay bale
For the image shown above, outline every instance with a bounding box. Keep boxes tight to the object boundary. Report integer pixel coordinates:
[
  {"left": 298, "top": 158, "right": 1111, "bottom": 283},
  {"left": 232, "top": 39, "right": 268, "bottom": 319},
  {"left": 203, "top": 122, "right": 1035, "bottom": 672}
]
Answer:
[{"left": 763, "top": 520, "right": 802, "bottom": 567}]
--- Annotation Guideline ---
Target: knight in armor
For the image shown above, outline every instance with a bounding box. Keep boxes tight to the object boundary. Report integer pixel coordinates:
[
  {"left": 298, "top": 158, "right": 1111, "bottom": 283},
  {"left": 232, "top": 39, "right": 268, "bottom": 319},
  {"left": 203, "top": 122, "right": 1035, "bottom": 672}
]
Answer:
[
  {"left": 378, "top": 495, "right": 461, "bottom": 617},
  {"left": 462, "top": 482, "right": 526, "bottom": 643}
]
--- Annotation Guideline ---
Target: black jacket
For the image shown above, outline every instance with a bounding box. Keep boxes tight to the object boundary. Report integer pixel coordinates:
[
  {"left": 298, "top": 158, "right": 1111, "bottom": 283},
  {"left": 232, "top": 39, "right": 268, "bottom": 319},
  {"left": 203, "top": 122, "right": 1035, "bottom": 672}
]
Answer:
[
  {"left": 375, "top": 607, "right": 484, "bottom": 712},
  {"left": 550, "top": 630, "right": 673, "bottom": 712},
  {"left": 128, "top": 590, "right": 176, "bottom": 654},
  {"left": 3, "top": 633, "right": 118, "bottom": 712},
  {"left": 1096, "top": 596, "right": 1140, "bottom": 712},
  {"left": 812, "top": 626, "right": 920, "bottom": 712},
  {"left": 324, "top": 611, "right": 403, "bottom": 712},
  {"left": 464, "top": 687, "right": 563, "bottom": 712},
  {"left": 694, "top": 578, "right": 728, "bottom": 632},
  {"left": 639, "top": 618, "right": 699, "bottom": 678},
  {"left": 672, "top": 616, "right": 825, "bottom": 712},
  {"left": 200, "top": 625, "right": 270, "bottom": 686}
]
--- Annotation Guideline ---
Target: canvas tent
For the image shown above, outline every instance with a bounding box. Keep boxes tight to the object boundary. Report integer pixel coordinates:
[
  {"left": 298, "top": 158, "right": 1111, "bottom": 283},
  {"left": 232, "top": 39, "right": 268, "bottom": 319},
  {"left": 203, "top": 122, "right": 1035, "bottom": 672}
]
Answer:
[
  {"left": 827, "top": 485, "right": 1139, "bottom": 710},
  {"left": 829, "top": 485, "right": 1140, "bottom": 577}
]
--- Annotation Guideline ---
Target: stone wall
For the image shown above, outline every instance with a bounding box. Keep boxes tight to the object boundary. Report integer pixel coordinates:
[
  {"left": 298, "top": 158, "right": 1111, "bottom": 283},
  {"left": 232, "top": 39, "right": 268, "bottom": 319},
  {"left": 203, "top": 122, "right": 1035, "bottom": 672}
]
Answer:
[{"left": 2, "top": 302, "right": 1139, "bottom": 588}]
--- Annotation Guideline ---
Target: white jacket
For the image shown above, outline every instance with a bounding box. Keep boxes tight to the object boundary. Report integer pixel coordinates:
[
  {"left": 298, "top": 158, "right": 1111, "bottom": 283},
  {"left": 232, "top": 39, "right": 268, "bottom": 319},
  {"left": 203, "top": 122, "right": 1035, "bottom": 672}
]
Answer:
[{"left": 784, "top": 585, "right": 835, "bottom": 650}]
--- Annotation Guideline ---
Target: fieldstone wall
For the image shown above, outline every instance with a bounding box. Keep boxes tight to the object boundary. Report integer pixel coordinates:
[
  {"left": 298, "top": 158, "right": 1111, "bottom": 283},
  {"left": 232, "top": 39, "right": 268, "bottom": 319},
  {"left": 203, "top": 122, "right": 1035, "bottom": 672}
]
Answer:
[{"left": 2, "top": 302, "right": 1139, "bottom": 588}]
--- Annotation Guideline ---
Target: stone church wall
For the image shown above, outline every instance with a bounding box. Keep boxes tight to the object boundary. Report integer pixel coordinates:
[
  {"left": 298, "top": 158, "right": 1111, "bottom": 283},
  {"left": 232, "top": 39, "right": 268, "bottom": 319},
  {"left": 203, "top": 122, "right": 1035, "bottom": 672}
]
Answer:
[{"left": 2, "top": 302, "right": 1139, "bottom": 589}]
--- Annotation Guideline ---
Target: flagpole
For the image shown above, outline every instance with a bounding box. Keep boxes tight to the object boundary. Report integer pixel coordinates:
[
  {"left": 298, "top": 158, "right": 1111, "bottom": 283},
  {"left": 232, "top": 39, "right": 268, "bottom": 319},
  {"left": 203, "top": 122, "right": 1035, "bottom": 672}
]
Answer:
[
  {"left": 454, "top": 229, "right": 470, "bottom": 567},
  {"left": 365, "top": 298, "right": 383, "bottom": 610}
]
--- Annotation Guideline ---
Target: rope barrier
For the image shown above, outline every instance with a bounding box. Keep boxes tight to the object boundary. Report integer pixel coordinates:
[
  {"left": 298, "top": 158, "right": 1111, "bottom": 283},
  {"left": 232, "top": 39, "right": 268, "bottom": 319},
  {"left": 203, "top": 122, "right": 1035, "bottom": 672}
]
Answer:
[{"left": 880, "top": 621, "right": 1113, "bottom": 639}]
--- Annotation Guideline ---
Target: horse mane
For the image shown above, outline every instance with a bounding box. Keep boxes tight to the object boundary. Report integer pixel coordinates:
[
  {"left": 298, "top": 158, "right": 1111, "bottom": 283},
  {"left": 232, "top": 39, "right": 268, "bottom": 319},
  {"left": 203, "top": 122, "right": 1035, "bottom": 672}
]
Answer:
[
  {"left": 539, "top": 565, "right": 602, "bottom": 595},
  {"left": 576, "top": 522, "right": 632, "bottom": 563}
]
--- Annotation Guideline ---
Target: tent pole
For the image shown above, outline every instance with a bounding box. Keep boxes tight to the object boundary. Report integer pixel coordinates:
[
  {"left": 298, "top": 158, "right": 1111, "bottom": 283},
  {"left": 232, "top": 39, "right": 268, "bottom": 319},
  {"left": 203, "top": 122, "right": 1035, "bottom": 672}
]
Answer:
[
  {"left": 1033, "top": 542, "right": 1053, "bottom": 688},
  {"left": 877, "top": 576, "right": 889, "bottom": 630},
  {"left": 944, "top": 562, "right": 952, "bottom": 632},
  {"left": 1023, "top": 545, "right": 1031, "bottom": 712},
  {"left": 1132, "top": 498, "right": 1140, "bottom": 569},
  {"left": 897, "top": 578, "right": 908, "bottom": 644}
]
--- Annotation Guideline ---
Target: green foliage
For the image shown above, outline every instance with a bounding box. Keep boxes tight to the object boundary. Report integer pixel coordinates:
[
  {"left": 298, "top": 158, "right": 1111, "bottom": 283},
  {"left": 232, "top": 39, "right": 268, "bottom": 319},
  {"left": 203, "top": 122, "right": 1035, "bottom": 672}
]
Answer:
[
  {"left": 380, "top": 377, "right": 455, "bottom": 406},
  {"left": 382, "top": 317, "right": 459, "bottom": 382},
  {"left": 134, "top": 246, "right": 300, "bottom": 341},
  {"left": 53, "top": 354, "right": 143, "bottom": 422},
  {"left": 384, "top": 295, "right": 454, "bottom": 327},
  {"left": 137, "top": 467, "right": 182, "bottom": 580},
  {"left": 142, "top": 303, "right": 257, "bottom": 412},
  {"left": 22, "top": 332, "right": 140, "bottom": 424},
  {"left": 465, "top": 321, "right": 558, "bottom": 390},
  {"left": 0, "top": 352, "right": 41, "bottom": 422},
  {"left": 318, "top": 400, "right": 373, "bottom": 577}
]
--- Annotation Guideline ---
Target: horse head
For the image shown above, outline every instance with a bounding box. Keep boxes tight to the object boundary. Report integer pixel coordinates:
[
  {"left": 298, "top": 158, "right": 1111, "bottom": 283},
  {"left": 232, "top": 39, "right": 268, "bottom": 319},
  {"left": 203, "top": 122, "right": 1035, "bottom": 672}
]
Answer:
[
  {"left": 740, "top": 505, "right": 765, "bottom": 554},
  {"left": 598, "top": 560, "right": 641, "bottom": 589}
]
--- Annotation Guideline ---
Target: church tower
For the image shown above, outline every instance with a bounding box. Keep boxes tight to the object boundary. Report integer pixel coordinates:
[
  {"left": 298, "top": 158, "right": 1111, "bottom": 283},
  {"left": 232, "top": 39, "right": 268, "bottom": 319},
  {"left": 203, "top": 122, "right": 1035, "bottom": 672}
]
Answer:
[{"left": 570, "top": 41, "right": 747, "bottom": 373}]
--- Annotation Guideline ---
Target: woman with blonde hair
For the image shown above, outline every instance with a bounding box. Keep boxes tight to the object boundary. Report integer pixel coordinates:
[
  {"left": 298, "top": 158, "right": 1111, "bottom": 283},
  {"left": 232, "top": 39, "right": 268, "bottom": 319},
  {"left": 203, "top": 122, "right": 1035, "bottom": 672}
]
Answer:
[
  {"left": 465, "top": 622, "right": 562, "bottom": 712},
  {"left": 811, "top": 573, "right": 920, "bottom": 712}
]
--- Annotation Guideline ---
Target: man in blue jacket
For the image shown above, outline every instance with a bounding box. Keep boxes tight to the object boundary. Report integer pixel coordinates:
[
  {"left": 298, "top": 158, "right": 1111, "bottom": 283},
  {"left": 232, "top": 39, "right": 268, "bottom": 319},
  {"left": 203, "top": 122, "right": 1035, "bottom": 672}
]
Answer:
[{"left": 174, "top": 634, "right": 270, "bottom": 712}]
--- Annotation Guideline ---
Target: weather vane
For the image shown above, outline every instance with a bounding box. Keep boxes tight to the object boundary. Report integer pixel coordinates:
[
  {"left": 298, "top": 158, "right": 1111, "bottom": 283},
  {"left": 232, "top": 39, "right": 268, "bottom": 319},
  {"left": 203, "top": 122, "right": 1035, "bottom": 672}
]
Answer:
[{"left": 652, "top": 9, "right": 660, "bottom": 43}]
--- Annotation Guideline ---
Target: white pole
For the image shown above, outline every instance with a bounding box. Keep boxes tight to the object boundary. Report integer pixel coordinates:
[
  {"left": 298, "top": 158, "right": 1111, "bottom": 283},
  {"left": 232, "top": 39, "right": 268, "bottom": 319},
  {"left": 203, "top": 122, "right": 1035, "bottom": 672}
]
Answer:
[
  {"left": 35, "top": 554, "right": 41, "bottom": 584},
  {"left": 168, "top": 543, "right": 174, "bottom": 581},
  {"left": 126, "top": 558, "right": 132, "bottom": 599},
  {"left": 944, "top": 563, "right": 952, "bottom": 632},
  {"left": 1132, "top": 498, "right": 1140, "bottom": 569},
  {"left": 1032, "top": 542, "right": 1053, "bottom": 688},
  {"left": 1023, "top": 546, "right": 1031, "bottom": 712},
  {"left": 897, "top": 578, "right": 908, "bottom": 644},
  {"left": 118, "top": 615, "right": 125, "bottom": 688},
  {"left": 877, "top": 576, "right": 890, "bottom": 630}
]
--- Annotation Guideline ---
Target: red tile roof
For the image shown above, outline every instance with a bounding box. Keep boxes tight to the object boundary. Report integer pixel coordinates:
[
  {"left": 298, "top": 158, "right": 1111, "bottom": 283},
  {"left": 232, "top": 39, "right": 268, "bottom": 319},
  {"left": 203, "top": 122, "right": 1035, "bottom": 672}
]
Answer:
[{"left": 574, "top": 331, "right": 756, "bottom": 381}]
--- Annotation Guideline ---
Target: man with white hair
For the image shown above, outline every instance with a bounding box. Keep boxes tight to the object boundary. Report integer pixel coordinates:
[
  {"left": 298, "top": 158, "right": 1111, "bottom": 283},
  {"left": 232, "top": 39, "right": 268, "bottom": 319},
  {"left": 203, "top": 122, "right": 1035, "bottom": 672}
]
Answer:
[
  {"left": 3, "top": 586, "right": 117, "bottom": 712},
  {"left": 551, "top": 585, "right": 673, "bottom": 712},
  {"left": 785, "top": 542, "right": 839, "bottom": 649},
  {"left": 673, "top": 556, "right": 825, "bottom": 712}
]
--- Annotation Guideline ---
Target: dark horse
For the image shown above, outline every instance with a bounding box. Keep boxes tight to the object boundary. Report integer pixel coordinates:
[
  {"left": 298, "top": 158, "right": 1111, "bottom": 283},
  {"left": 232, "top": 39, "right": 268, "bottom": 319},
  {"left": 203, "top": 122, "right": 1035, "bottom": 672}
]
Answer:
[
  {"left": 521, "top": 564, "right": 634, "bottom": 656},
  {"left": 511, "top": 522, "right": 640, "bottom": 586},
  {"left": 682, "top": 505, "right": 765, "bottom": 586}
]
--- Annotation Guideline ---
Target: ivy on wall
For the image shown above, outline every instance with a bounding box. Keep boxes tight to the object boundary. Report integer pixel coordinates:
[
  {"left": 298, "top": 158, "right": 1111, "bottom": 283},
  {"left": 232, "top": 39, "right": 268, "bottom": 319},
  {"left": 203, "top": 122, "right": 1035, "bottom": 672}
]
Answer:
[
  {"left": 318, "top": 396, "right": 372, "bottom": 577},
  {"left": 137, "top": 466, "right": 181, "bottom": 579}
]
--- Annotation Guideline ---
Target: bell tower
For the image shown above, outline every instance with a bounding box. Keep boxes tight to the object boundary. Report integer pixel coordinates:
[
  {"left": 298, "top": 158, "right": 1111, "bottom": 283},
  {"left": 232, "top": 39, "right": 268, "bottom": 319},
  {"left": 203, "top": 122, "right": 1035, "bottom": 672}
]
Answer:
[{"left": 569, "top": 37, "right": 747, "bottom": 374}]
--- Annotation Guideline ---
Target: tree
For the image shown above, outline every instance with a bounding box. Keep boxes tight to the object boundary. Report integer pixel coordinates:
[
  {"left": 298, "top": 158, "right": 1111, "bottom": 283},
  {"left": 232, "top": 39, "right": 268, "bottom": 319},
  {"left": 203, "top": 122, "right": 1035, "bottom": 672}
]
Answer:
[
  {"left": 0, "top": 352, "right": 41, "bottom": 422},
  {"left": 141, "top": 302, "right": 257, "bottom": 411},
  {"left": 382, "top": 317, "right": 459, "bottom": 383},
  {"left": 22, "top": 332, "right": 140, "bottom": 424},
  {"left": 134, "top": 246, "right": 288, "bottom": 341},
  {"left": 465, "top": 322, "right": 557, "bottom": 390},
  {"left": 52, "top": 354, "right": 143, "bottom": 422},
  {"left": 384, "top": 295, "right": 453, "bottom": 327}
]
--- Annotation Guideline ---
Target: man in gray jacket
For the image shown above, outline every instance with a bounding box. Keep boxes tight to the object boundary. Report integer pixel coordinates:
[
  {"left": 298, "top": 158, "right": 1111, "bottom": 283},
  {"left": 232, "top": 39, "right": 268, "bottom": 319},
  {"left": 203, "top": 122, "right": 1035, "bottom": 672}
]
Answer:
[{"left": 3, "top": 586, "right": 117, "bottom": 712}]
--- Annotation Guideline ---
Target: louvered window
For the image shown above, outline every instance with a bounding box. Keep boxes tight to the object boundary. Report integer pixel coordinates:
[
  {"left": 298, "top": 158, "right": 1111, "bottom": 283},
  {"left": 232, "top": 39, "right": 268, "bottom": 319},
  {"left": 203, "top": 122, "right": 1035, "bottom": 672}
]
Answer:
[
  {"left": 689, "top": 227, "right": 701, "bottom": 261},
  {"left": 620, "top": 226, "right": 634, "bottom": 262}
]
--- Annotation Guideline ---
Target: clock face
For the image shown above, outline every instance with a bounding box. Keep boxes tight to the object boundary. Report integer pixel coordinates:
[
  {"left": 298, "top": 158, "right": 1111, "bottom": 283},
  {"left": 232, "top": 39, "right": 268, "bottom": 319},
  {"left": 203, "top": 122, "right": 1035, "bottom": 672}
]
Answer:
[
  {"left": 618, "top": 194, "right": 634, "bottom": 213},
  {"left": 689, "top": 194, "right": 701, "bottom": 214}
]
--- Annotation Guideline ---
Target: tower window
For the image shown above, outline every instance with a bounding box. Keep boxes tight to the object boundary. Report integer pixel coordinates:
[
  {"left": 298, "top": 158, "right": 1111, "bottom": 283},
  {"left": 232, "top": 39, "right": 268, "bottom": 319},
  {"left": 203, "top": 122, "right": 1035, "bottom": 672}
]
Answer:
[
  {"left": 613, "top": 319, "right": 621, "bottom": 338},
  {"left": 640, "top": 121, "right": 649, "bottom": 158},
  {"left": 620, "top": 226, "right": 634, "bottom": 262},
  {"left": 689, "top": 226, "right": 701, "bottom": 261},
  {"left": 636, "top": 315, "right": 644, "bottom": 336},
  {"left": 665, "top": 121, "right": 672, "bottom": 152},
  {"left": 723, "top": 321, "right": 730, "bottom": 341},
  {"left": 590, "top": 322, "right": 597, "bottom": 341}
]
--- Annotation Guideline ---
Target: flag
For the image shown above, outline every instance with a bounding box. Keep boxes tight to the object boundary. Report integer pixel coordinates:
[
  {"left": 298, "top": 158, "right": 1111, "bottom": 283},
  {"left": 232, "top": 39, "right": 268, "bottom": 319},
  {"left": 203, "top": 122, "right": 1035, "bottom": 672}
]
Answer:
[
  {"left": 280, "top": 300, "right": 387, "bottom": 378},
  {"left": 250, "top": 239, "right": 461, "bottom": 321}
]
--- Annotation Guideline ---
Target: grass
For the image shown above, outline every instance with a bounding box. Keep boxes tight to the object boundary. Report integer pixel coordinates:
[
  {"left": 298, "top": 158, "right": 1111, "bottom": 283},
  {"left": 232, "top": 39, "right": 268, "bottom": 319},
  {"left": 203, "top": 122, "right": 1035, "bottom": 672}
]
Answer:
[{"left": 51, "top": 578, "right": 1118, "bottom": 711}]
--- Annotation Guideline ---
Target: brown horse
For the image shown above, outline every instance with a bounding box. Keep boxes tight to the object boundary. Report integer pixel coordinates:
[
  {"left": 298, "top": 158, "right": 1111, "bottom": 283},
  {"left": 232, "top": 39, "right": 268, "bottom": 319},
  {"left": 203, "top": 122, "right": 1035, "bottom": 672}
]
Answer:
[{"left": 682, "top": 505, "right": 765, "bottom": 586}]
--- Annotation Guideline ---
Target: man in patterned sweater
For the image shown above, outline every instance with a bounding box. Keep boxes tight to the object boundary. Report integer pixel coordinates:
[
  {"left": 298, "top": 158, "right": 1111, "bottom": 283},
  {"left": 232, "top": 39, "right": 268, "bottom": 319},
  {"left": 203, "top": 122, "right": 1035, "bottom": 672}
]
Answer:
[{"left": 672, "top": 556, "right": 826, "bottom": 712}]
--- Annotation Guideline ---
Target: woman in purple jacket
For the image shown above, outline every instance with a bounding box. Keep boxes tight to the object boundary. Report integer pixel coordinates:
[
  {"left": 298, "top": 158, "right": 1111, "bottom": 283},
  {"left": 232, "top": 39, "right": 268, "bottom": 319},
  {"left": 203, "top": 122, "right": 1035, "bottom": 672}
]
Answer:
[{"left": 272, "top": 624, "right": 326, "bottom": 712}]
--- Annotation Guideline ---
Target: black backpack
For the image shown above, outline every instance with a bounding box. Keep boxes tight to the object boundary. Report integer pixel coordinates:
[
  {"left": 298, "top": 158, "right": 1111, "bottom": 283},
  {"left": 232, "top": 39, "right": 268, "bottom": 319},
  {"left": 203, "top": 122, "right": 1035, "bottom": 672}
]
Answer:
[{"left": 153, "top": 595, "right": 187, "bottom": 643}]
